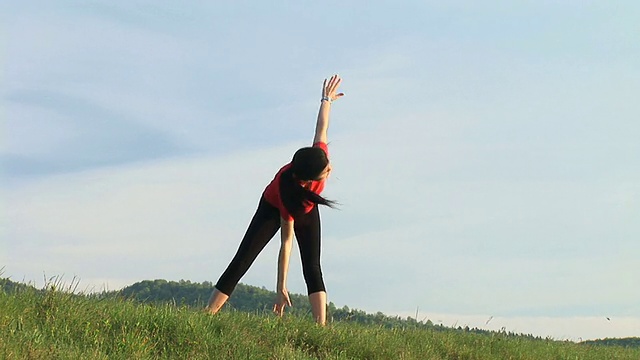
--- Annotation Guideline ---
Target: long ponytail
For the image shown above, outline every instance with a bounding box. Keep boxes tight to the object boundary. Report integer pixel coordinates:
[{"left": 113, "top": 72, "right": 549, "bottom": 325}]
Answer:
[{"left": 280, "top": 167, "right": 336, "bottom": 218}]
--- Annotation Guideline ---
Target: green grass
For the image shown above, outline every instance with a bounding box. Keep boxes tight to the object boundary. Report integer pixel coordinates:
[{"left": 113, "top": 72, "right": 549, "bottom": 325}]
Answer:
[{"left": 1, "top": 285, "right": 639, "bottom": 359}]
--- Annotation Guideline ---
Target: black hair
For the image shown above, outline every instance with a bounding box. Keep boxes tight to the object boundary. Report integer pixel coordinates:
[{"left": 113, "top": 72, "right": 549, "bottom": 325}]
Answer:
[{"left": 280, "top": 147, "right": 337, "bottom": 218}]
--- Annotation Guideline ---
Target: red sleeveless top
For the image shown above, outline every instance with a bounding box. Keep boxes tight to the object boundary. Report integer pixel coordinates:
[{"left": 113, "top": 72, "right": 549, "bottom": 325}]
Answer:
[{"left": 263, "top": 142, "right": 329, "bottom": 221}]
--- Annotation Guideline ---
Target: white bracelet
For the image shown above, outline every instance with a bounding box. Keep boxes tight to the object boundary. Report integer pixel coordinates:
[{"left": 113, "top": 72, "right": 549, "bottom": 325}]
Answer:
[{"left": 321, "top": 96, "right": 331, "bottom": 103}]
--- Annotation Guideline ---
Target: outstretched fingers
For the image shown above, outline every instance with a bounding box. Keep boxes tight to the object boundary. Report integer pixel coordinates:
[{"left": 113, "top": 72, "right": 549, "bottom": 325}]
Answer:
[
  {"left": 327, "top": 75, "right": 340, "bottom": 90},
  {"left": 273, "top": 291, "right": 292, "bottom": 317},
  {"left": 273, "top": 303, "right": 283, "bottom": 316},
  {"left": 323, "top": 74, "right": 344, "bottom": 101}
]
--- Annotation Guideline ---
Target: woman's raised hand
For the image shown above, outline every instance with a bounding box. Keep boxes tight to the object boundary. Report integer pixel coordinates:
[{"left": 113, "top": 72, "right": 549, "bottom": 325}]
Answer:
[{"left": 322, "top": 74, "right": 345, "bottom": 102}]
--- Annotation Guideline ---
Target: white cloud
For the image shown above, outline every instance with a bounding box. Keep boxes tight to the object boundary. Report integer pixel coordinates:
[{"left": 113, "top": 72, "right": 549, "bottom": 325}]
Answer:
[{"left": 2, "top": 141, "right": 296, "bottom": 287}]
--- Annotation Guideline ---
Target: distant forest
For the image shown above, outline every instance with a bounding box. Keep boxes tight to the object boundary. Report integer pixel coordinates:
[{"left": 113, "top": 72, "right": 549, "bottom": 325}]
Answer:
[
  {"left": 2, "top": 276, "right": 637, "bottom": 348},
  {"left": 582, "top": 337, "right": 640, "bottom": 348},
  {"left": 112, "top": 279, "right": 442, "bottom": 330}
]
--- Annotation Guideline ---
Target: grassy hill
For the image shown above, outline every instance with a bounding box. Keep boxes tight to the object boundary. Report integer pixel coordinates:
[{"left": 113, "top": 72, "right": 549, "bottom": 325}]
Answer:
[
  {"left": 1, "top": 278, "right": 639, "bottom": 359},
  {"left": 112, "top": 279, "right": 457, "bottom": 331}
]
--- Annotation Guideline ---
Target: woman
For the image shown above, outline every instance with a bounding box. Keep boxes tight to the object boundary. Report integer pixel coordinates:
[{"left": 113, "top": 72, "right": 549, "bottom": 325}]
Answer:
[{"left": 205, "top": 75, "right": 344, "bottom": 325}]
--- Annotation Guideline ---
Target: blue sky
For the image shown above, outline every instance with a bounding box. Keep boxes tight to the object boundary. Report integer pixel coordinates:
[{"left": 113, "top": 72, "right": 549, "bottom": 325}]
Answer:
[{"left": 2, "top": 1, "right": 639, "bottom": 340}]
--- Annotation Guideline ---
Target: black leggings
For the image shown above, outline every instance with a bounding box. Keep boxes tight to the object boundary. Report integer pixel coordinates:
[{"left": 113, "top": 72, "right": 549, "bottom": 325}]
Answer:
[{"left": 215, "top": 195, "right": 325, "bottom": 296}]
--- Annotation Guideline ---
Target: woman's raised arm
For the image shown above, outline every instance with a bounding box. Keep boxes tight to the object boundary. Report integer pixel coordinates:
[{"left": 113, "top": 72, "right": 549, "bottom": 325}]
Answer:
[{"left": 313, "top": 75, "right": 344, "bottom": 144}]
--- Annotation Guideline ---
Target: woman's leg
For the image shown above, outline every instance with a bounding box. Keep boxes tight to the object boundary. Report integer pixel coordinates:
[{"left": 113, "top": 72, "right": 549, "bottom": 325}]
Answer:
[
  {"left": 205, "top": 288, "right": 229, "bottom": 314},
  {"left": 206, "top": 197, "right": 280, "bottom": 314},
  {"left": 294, "top": 205, "right": 327, "bottom": 325},
  {"left": 308, "top": 291, "right": 327, "bottom": 325}
]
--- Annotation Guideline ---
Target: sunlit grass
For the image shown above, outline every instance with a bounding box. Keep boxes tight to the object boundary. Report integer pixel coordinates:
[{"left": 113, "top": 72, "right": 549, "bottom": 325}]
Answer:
[{"left": 1, "top": 279, "right": 638, "bottom": 359}]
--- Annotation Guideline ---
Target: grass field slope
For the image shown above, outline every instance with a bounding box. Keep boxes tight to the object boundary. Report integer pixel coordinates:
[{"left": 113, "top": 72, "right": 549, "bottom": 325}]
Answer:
[{"left": 1, "top": 278, "right": 639, "bottom": 359}]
